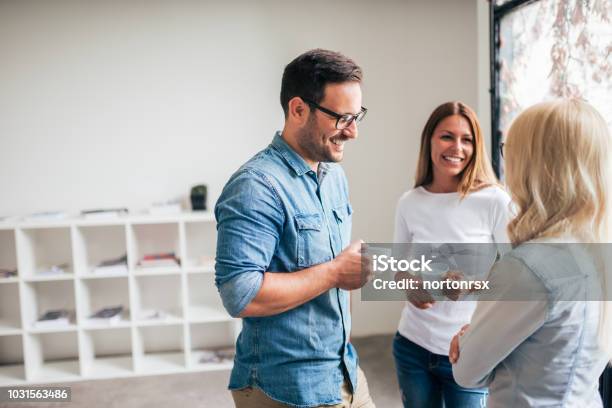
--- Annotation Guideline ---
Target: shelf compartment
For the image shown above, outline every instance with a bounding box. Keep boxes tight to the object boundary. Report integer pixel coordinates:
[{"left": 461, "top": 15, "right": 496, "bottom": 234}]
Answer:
[
  {"left": 17, "top": 227, "right": 73, "bottom": 280},
  {"left": 81, "top": 328, "right": 133, "bottom": 377},
  {"left": 0, "top": 282, "right": 22, "bottom": 334},
  {"left": 73, "top": 225, "right": 127, "bottom": 277},
  {"left": 186, "top": 274, "right": 230, "bottom": 323},
  {"left": 0, "top": 229, "right": 18, "bottom": 282},
  {"left": 189, "top": 321, "right": 238, "bottom": 369},
  {"left": 79, "top": 277, "right": 131, "bottom": 329},
  {"left": 22, "top": 280, "right": 76, "bottom": 331},
  {"left": 0, "top": 364, "right": 25, "bottom": 386},
  {"left": 132, "top": 275, "right": 183, "bottom": 324},
  {"left": 0, "top": 335, "right": 25, "bottom": 385},
  {"left": 25, "top": 331, "right": 80, "bottom": 382},
  {"left": 128, "top": 223, "right": 180, "bottom": 272},
  {"left": 135, "top": 325, "right": 185, "bottom": 373},
  {"left": 183, "top": 221, "right": 216, "bottom": 270}
]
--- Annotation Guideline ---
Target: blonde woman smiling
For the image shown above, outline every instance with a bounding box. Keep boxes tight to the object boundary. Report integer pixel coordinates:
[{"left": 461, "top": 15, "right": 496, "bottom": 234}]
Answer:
[{"left": 451, "top": 99, "right": 612, "bottom": 407}]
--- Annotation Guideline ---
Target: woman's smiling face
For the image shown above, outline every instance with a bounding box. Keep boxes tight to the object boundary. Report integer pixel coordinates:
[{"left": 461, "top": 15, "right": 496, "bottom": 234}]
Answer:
[{"left": 430, "top": 114, "right": 474, "bottom": 182}]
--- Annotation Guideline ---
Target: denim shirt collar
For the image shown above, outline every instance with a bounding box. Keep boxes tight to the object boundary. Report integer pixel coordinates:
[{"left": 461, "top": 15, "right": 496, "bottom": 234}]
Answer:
[{"left": 271, "top": 131, "right": 332, "bottom": 179}]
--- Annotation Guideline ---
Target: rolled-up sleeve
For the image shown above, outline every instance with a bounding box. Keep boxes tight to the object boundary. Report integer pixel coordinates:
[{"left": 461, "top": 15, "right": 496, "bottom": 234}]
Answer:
[{"left": 214, "top": 169, "right": 285, "bottom": 317}]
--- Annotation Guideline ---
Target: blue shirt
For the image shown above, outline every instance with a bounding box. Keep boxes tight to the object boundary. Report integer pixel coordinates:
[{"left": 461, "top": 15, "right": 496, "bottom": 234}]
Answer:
[
  {"left": 215, "top": 132, "right": 357, "bottom": 407},
  {"left": 454, "top": 239, "right": 609, "bottom": 407}
]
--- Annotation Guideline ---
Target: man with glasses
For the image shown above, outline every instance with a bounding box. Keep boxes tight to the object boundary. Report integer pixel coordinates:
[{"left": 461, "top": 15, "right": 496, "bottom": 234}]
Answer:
[{"left": 215, "top": 49, "right": 375, "bottom": 407}]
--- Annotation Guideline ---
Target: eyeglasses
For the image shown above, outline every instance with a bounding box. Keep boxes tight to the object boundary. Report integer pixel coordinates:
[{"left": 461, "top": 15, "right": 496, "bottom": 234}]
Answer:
[
  {"left": 301, "top": 97, "right": 367, "bottom": 130},
  {"left": 499, "top": 142, "right": 505, "bottom": 159}
]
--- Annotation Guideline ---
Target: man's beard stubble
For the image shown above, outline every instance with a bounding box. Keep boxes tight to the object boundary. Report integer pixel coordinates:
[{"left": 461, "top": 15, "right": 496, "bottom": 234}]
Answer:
[{"left": 297, "top": 116, "right": 346, "bottom": 164}]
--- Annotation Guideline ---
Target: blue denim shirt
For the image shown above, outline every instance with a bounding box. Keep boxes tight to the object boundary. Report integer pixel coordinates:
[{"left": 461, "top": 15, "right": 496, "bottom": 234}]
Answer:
[
  {"left": 215, "top": 132, "right": 357, "bottom": 407},
  {"left": 454, "top": 240, "right": 609, "bottom": 407}
]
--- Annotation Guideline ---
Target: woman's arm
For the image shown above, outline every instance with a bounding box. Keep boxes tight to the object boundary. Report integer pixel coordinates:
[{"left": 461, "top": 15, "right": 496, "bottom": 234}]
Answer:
[{"left": 451, "top": 256, "right": 548, "bottom": 388}]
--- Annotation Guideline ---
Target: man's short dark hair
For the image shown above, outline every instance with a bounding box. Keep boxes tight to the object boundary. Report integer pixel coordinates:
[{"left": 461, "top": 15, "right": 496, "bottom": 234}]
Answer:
[{"left": 280, "top": 49, "right": 362, "bottom": 117}]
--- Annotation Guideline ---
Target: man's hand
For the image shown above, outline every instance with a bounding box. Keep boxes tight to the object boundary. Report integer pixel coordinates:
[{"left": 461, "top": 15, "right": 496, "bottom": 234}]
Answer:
[
  {"left": 331, "top": 240, "right": 372, "bottom": 290},
  {"left": 449, "top": 324, "right": 470, "bottom": 364},
  {"left": 239, "top": 240, "right": 370, "bottom": 317}
]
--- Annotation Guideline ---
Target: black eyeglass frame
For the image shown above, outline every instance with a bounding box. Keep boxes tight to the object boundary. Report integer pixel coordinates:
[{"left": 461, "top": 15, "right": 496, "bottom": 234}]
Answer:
[
  {"left": 301, "top": 97, "right": 367, "bottom": 130},
  {"left": 499, "top": 141, "right": 505, "bottom": 159}
]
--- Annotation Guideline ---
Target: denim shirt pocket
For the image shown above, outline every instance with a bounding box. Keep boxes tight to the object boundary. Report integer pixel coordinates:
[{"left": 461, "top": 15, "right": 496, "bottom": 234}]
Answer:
[
  {"left": 295, "top": 212, "right": 332, "bottom": 268},
  {"left": 332, "top": 203, "right": 353, "bottom": 249}
]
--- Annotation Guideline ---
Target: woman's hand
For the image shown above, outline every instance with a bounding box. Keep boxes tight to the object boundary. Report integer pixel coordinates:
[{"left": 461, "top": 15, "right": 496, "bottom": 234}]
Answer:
[
  {"left": 408, "top": 282, "right": 436, "bottom": 309},
  {"left": 442, "top": 270, "right": 465, "bottom": 301},
  {"left": 395, "top": 271, "right": 435, "bottom": 309},
  {"left": 449, "top": 324, "right": 470, "bottom": 364}
]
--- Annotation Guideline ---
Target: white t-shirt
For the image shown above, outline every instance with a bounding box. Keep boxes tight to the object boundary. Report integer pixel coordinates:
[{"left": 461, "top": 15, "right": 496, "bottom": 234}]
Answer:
[{"left": 394, "top": 185, "right": 512, "bottom": 355}]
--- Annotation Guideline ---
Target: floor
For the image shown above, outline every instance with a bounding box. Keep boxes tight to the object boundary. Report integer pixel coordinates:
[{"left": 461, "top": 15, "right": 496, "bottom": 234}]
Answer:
[{"left": 4, "top": 335, "right": 402, "bottom": 408}]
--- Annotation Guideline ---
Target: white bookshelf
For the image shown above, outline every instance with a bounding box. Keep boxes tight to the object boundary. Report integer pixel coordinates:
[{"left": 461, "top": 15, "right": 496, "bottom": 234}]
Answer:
[{"left": 0, "top": 212, "right": 239, "bottom": 385}]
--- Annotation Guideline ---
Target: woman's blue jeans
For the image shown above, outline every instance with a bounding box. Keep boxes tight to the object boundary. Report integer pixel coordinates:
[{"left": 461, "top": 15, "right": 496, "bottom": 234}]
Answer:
[{"left": 392, "top": 332, "right": 488, "bottom": 408}]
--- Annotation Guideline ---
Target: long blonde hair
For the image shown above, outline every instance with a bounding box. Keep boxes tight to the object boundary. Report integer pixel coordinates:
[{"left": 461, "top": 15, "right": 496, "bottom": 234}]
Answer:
[
  {"left": 414, "top": 101, "right": 498, "bottom": 196},
  {"left": 504, "top": 98, "right": 612, "bottom": 357}
]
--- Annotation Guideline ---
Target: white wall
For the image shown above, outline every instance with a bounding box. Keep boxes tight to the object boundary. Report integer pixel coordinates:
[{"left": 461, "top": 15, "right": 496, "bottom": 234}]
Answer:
[
  {"left": 343, "top": 0, "right": 484, "bottom": 336},
  {"left": 0, "top": 0, "right": 485, "bottom": 336}
]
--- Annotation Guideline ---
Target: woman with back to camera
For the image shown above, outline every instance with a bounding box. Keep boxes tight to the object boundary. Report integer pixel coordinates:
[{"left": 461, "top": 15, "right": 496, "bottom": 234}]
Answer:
[
  {"left": 393, "top": 101, "right": 512, "bottom": 407},
  {"left": 451, "top": 99, "right": 612, "bottom": 407}
]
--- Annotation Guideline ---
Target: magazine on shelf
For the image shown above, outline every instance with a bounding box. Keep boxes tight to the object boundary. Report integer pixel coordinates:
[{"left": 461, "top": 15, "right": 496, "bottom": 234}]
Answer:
[
  {"left": 34, "top": 309, "right": 71, "bottom": 328},
  {"left": 138, "top": 252, "right": 180, "bottom": 268},
  {"left": 138, "top": 309, "right": 174, "bottom": 321},
  {"left": 137, "top": 258, "right": 180, "bottom": 268},
  {"left": 92, "top": 254, "right": 128, "bottom": 275},
  {"left": 37, "top": 263, "right": 70, "bottom": 276},
  {"left": 89, "top": 305, "right": 124, "bottom": 324},
  {"left": 92, "top": 264, "right": 128, "bottom": 275},
  {"left": 81, "top": 208, "right": 129, "bottom": 220}
]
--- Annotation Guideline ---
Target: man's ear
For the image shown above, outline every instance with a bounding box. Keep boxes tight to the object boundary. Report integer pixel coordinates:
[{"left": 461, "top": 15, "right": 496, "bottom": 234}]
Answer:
[{"left": 287, "top": 96, "right": 310, "bottom": 126}]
